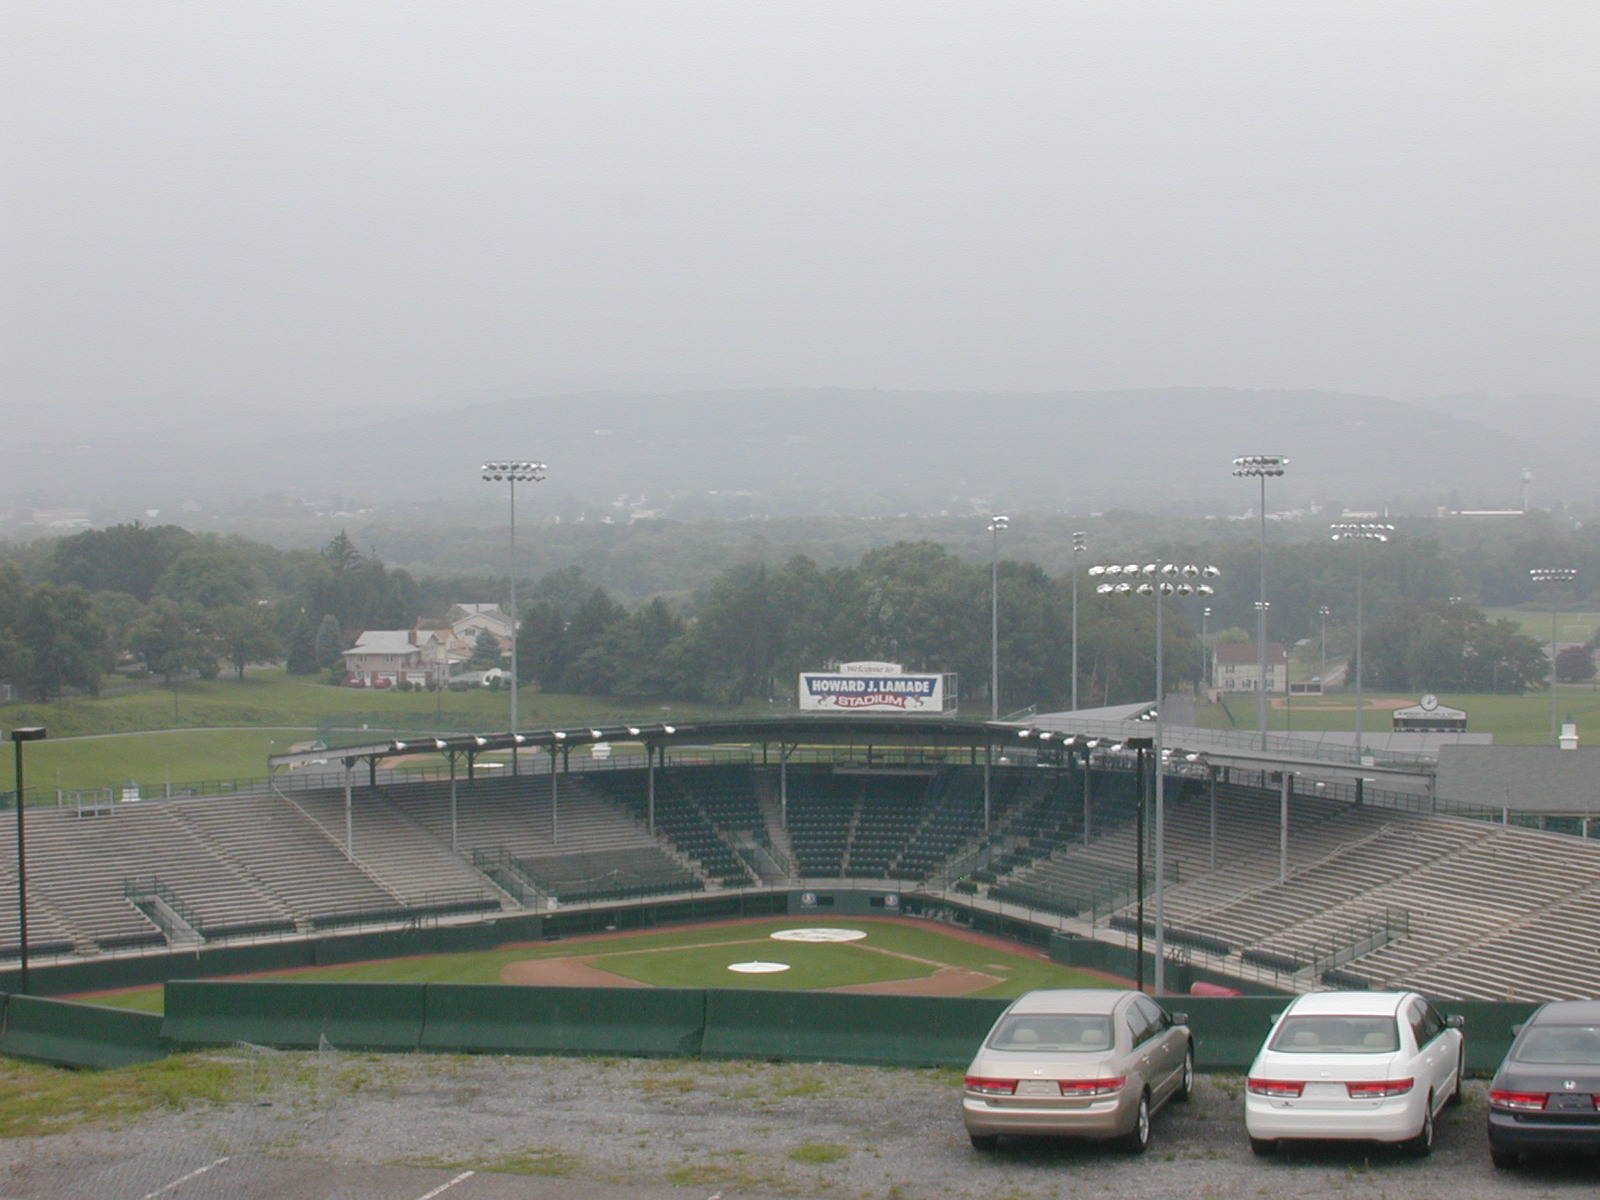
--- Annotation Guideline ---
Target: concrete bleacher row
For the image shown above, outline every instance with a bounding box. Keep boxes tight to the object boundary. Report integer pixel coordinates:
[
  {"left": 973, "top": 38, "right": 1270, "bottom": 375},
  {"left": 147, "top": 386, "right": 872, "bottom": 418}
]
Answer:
[{"left": 6, "top": 763, "right": 1600, "bottom": 1001}]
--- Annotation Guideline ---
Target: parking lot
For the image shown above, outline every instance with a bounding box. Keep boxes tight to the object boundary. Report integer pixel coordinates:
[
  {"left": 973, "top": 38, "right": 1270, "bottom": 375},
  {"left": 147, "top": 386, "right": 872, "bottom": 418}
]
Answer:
[{"left": 0, "top": 1051, "right": 1595, "bottom": 1200}]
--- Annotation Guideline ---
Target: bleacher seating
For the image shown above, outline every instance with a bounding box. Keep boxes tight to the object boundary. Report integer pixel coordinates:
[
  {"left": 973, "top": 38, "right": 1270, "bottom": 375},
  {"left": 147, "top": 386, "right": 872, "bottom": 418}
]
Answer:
[{"left": 6, "top": 762, "right": 1600, "bottom": 1002}]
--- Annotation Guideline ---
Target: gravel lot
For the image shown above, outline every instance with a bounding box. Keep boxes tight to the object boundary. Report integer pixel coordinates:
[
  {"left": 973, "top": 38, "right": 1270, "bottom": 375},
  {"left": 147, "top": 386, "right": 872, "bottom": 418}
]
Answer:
[{"left": 2, "top": 1051, "right": 1597, "bottom": 1200}]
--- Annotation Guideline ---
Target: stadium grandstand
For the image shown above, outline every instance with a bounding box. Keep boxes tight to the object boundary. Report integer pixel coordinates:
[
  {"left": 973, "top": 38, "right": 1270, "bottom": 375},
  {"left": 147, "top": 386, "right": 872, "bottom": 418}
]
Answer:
[{"left": 3, "top": 711, "right": 1598, "bottom": 1002}]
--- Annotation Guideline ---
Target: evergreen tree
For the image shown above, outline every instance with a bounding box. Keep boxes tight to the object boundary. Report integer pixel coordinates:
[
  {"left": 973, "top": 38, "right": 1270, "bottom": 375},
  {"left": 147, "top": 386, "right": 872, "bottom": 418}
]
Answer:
[{"left": 314, "top": 613, "right": 345, "bottom": 670}]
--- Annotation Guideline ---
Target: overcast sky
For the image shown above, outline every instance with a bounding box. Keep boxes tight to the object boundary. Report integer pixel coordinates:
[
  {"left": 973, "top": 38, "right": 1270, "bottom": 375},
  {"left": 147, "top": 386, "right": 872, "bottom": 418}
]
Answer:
[{"left": 5, "top": 2, "right": 1598, "bottom": 432}]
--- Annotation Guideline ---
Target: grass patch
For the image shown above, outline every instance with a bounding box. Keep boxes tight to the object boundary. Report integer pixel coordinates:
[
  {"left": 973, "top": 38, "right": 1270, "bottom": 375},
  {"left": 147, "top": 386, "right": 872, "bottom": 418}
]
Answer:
[
  {"left": 480, "top": 1148, "right": 584, "bottom": 1177},
  {"left": 1199, "top": 687, "right": 1600, "bottom": 745},
  {"left": 789, "top": 1142, "right": 850, "bottom": 1164},
  {"left": 1, "top": 669, "right": 763, "bottom": 792},
  {"left": 0, "top": 1054, "right": 243, "bottom": 1138}
]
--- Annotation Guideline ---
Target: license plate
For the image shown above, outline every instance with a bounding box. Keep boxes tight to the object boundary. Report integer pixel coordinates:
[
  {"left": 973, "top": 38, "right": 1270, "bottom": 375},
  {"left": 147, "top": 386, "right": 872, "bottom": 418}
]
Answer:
[
  {"left": 1549, "top": 1093, "right": 1596, "bottom": 1111},
  {"left": 1017, "top": 1081, "right": 1058, "bottom": 1098}
]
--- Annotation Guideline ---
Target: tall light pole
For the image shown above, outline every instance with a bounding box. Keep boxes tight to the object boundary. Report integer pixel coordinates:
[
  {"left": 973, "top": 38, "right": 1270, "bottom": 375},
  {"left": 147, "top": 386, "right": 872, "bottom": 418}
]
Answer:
[
  {"left": 1090, "top": 560, "right": 1219, "bottom": 994},
  {"left": 1330, "top": 523, "right": 1393, "bottom": 760},
  {"left": 1201, "top": 606, "right": 1212, "bottom": 689},
  {"left": 482, "top": 462, "right": 547, "bottom": 771},
  {"left": 1070, "top": 530, "right": 1086, "bottom": 711},
  {"left": 1318, "top": 605, "right": 1330, "bottom": 688},
  {"left": 1530, "top": 567, "right": 1578, "bottom": 745},
  {"left": 1233, "top": 455, "right": 1288, "bottom": 750},
  {"left": 11, "top": 726, "right": 46, "bottom": 995},
  {"left": 988, "top": 515, "right": 1009, "bottom": 719}
]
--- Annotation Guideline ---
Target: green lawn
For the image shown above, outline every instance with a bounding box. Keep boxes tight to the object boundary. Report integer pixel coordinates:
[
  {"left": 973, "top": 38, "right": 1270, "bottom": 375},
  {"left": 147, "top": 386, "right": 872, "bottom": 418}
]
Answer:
[
  {"left": 2, "top": 670, "right": 755, "bottom": 793},
  {"left": 75, "top": 918, "right": 1121, "bottom": 1011},
  {"left": 1482, "top": 608, "right": 1600, "bottom": 645},
  {"left": 1199, "top": 688, "right": 1600, "bottom": 744}
]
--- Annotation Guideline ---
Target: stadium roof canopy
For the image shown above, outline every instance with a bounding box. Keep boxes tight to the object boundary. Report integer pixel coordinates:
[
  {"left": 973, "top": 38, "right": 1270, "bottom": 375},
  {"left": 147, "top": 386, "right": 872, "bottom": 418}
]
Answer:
[{"left": 265, "top": 715, "right": 1114, "bottom": 772}]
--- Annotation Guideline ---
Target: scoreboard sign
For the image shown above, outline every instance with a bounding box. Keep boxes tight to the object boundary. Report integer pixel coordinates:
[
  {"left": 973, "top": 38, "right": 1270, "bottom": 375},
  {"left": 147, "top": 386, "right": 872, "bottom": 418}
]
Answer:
[{"left": 798, "top": 661, "right": 956, "bottom": 714}]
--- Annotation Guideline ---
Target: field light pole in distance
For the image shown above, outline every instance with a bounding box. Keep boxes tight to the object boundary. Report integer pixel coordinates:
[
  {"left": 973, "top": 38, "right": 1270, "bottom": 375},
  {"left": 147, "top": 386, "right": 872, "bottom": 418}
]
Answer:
[
  {"left": 1318, "top": 605, "right": 1330, "bottom": 687},
  {"left": 988, "top": 515, "right": 1009, "bottom": 719},
  {"left": 482, "top": 462, "right": 547, "bottom": 770},
  {"left": 1233, "top": 456, "right": 1287, "bottom": 750},
  {"left": 11, "top": 726, "right": 46, "bottom": 995},
  {"left": 1089, "top": 560, "right": 1219, "bottom": 994},
  {"left": 1530, "top": 567, "right": 1579, "bottom": 745},
  {"left": 1329, "top": 523, "right": 1393, "bottom": 760},
  {"left": 1070, "top": 531, "right": 1087, "bottom": 711}
]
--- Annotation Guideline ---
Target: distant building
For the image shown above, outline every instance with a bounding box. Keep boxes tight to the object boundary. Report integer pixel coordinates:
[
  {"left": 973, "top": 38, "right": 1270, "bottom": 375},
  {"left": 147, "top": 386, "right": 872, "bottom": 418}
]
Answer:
[
  {"left": 1212, "top": 642, "right": 1288, "bottom": 694},
  {"left": 447, "top": 603, "right": 514, "bottom": 643},
  {"left": 342, "top": 628, "right": 451, "bottom": 688}
]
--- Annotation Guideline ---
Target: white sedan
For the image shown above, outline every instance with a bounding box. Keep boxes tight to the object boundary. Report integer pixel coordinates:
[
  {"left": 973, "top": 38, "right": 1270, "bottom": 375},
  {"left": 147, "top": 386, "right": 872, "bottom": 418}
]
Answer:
[{"left": 1245, "top": 990, "right": 1464, "bottom": 1156}]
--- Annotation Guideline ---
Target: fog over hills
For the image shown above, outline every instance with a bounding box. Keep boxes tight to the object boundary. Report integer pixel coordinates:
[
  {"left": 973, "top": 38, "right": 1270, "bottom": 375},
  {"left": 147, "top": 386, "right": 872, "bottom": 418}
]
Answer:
[{"left": 1, "top": 387, "right": 1581, "bottom": 522}]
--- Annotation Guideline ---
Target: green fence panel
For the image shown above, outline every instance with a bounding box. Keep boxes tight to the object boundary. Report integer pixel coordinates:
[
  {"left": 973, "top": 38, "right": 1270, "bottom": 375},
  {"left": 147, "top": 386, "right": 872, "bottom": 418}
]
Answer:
[
  {"left": 701, "top": 989, "right": 1008, "bottom": 1067},
  {"left": 0, "top": 993, "right": 168, "bottom": 1068},
  {"left": 192, "top": 940, "right": 319, "bottom": 979},
  {"left": 420, "top": 984, "right": 706, "bottom": 1056},
  {"left": 162, "top": 981, "right": 427, "bottom": 1050},
  {"left": 1438, "top": 1000, "right": 1539, "bottom": 1075},
  {"left": 1166, "top": 996, "right": 1287, "bottom": 1072},
  {"left": 312, "top": 928, "right": 446, "bottom": 965}
]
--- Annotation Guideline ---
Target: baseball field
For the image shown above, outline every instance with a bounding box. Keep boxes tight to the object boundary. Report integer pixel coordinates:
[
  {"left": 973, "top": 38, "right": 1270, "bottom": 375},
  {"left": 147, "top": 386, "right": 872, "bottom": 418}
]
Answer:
[{"left": 75, "top": 916, "right": 1122, "bottom": 1013}]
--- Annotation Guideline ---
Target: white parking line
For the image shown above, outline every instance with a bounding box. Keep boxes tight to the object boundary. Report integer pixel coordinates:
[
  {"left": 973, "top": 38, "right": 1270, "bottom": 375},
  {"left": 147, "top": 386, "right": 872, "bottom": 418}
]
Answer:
[
  {"left": 138, "top": 1157, "right": 230, "bottom": 1200},
  {"left": 413, "top": 1170, "right": 476, "bottom": 1199}
]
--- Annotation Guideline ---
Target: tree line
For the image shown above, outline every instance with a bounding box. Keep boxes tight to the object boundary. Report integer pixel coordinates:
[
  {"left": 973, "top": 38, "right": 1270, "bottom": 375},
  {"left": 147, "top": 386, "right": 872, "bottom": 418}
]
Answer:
[{"left": 0, "top": 516, "right": 1574, "bottom": 705}]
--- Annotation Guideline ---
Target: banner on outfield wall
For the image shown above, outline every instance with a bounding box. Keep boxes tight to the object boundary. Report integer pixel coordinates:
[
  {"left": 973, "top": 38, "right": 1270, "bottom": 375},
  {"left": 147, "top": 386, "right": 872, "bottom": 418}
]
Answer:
[{"left": 798, "top": 661, "right": 957, "bottom": 714}]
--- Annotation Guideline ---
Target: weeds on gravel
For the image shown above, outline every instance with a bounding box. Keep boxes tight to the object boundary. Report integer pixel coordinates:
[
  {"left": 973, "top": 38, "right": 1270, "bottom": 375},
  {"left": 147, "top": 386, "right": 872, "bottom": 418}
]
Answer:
[
  {"left": 0, "top": 1055, "right": 243, "bottom": 1137},
  {"left": 412, "top": 1148, "right": 583, "bottom": 1177},
  {"left": 663, "top": 1160, "right": 786, "bottom": 1190},
  {"left": 790, "top": 1142, "right": 850, "bottom": 1164}
]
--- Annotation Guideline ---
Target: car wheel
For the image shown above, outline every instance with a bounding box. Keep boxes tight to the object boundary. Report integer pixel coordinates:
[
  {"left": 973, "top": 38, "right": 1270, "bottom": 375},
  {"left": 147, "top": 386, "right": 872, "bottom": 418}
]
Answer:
[
  {"left": 1248, "top": 1137, "right": 1277, "bottom": 1157},
  {"left": 1446, "top": 1049, "right": 1465, "bottom": 1106},
  {"left": 1116, "top": 1090, "right": 1151, "bottom": 1154},
  {"left": 1490, "top": 1146, "right": 1520, "bottom": 1170},
  {"left": 1401, "top": 1095, "right": 1434, "bottom": 1157},
  {"left": 1175, "top": 1045, "right": 1195, "bottom": 1102},
  {"left": 968, "top": 1133, "right": 998, "bottom": 1152}
]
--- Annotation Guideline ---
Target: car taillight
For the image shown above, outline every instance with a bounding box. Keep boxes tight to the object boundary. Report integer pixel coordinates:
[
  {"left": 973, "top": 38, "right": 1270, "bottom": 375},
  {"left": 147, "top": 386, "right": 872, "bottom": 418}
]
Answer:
[
  {"left": 1247, "top": 1078, "right": 1305, "bottom": 1097},
  {"left": 1489, "top": 1090, "right": 1548, "bottom": 1111},
  {"left": 1057, "top": 1077, "right": 1126, "bottom": 1097},
  {"left": 965, "top": 1077, "right": 1017, "bottom": 1096},
  {"left": 1346, "top": 1078, "right": 1414, "bottom": 1099}
]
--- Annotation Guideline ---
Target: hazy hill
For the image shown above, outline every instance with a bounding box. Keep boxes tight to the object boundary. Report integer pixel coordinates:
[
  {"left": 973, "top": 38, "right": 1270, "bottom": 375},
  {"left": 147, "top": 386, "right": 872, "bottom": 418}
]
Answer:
[{"left": 1, "top": 387, "right": 1584, "bottom": 518}]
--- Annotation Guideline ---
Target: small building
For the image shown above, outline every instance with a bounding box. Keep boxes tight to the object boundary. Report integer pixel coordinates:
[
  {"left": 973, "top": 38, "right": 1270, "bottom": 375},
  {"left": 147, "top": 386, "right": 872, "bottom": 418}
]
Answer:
[
  {"left": 342, "top": 628, "right": 451, "bottom": 688},
  {"left": 1392, "top": 694, "right": 1467, "bottom": 733},
  {"left": 1212, "top": 642, "right": 1288, "bottom": 694},
  {"left": 447, "top": 603, "right": 514, "bottom": 643}
]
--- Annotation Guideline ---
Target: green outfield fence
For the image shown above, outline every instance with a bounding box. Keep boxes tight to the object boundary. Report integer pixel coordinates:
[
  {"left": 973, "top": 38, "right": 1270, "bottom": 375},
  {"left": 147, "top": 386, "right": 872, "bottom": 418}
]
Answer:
[{"left": 2, "top": 982, "right": 1540, "bottom": 1074}]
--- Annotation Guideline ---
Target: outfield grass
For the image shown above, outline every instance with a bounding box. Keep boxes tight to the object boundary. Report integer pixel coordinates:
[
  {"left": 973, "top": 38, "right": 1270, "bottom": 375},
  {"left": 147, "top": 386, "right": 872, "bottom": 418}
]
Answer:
[
  {"left": 77, "top": 918, "right": 1121, "bottom": 1012},
  {"left": 1199, "top": 687, "right": 1600, "bottom": 744},
  {"left": 2, "top": 669, "right": 757, "bottom": 792},
  {"left": 1483, "top": 608, "right": 1600, "bottom": 645}
]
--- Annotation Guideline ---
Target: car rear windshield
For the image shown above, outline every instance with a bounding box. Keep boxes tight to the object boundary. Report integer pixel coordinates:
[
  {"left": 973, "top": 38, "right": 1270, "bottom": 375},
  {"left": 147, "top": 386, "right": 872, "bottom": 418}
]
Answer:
[
  {"left": 1268, "top": 1015, "right": 1399, "bottom": 1054},
  {"left": 1515, "top": 1025, "right": 1600, "bottom": 1065},
  {"left": 989, "top": 1014, "right": 1114, "bottom": 1052}
]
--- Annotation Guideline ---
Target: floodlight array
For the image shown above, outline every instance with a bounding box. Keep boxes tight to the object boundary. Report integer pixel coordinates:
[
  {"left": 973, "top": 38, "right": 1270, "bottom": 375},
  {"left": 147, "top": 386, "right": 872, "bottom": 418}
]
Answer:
[
  {"left": 1231, "top": 454, "right": 1288, "bottom": 477},
  {"left": 481, "top": 461, "right": 547, "bottom": 482}
]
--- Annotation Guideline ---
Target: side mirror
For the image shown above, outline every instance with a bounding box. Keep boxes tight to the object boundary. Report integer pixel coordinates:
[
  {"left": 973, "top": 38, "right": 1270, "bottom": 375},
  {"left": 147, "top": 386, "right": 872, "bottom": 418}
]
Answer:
[
  {"left": 1445, "top": 1015, "right": 1465, "bottom": 1029},
  {"left": 1169, "top": 1012, "right": 1189, "bottom": 1026},
  {"left": 1511, "top": 1023, "right": 1524, "bottom": 1036}
]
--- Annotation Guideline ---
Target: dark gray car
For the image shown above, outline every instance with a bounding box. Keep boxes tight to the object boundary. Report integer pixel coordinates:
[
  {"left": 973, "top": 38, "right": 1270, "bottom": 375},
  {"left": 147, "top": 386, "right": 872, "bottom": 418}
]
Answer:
[{"left": 1487, "top": 999, "right": 1600, "bottom": 1168}]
